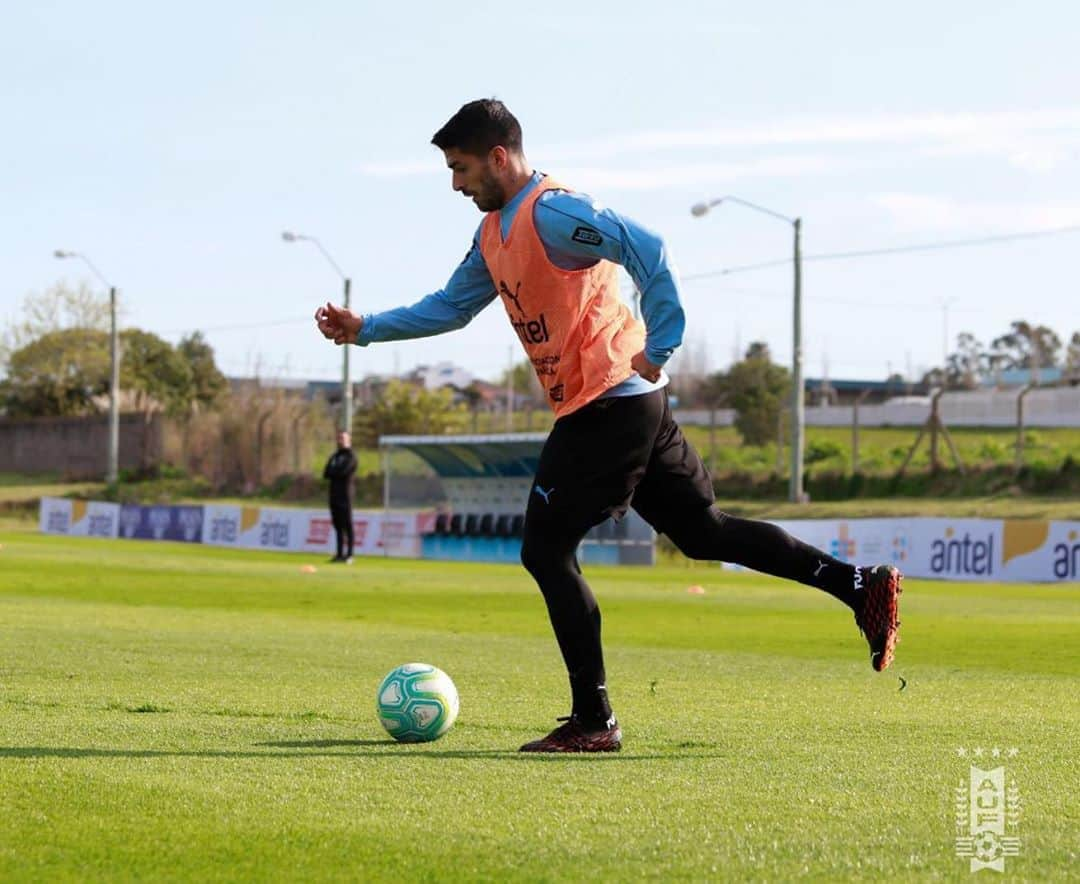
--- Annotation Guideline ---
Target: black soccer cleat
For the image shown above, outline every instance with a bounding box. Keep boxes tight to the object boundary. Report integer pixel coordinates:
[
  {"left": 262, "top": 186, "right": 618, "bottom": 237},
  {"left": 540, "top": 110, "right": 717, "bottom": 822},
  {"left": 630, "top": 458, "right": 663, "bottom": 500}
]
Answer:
[{"left": 519, "top": 715, "right": 622, "bottom": 753}]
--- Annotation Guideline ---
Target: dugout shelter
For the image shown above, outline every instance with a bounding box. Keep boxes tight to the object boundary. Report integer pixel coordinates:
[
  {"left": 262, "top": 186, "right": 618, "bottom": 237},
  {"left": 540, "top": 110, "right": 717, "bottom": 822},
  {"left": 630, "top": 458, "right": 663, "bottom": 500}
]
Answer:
[{"left": 379, "top": 433, "right": 654, "bottom": 565}]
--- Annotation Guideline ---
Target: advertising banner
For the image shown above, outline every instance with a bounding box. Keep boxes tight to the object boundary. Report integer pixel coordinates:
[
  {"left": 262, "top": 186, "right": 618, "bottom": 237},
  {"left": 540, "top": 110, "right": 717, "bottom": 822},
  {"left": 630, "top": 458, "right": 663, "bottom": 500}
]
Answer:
[
  {"left": 118, "top": 504, "right": 204, "bottom": 543},
  {"left": 997, "top": 519, "right": 1080, "bottom": 583},
  {"left": 43, "top": 498, "right": 1075, "bottom": 580},
  {"left": 296, "top": 509, "right": 425, "bottom": 558},
  {"left": 200, "top": 504, "right": 299, "bottom": 551},
  {"left": 735, "top": 517, "right": 1078, "bottom": 583},
  {"left": 39, "top": 498, "right": 120, "bottom": 539},
  {"left": 200, "top": 504, "right": 427, "bottom": 558}
]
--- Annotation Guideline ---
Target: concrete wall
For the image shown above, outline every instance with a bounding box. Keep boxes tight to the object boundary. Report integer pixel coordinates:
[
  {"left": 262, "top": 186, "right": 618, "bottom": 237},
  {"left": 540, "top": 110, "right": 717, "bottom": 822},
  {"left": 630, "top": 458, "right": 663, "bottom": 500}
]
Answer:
[{"left": 0, "top": 414, "right": 162, "bottom": 478}]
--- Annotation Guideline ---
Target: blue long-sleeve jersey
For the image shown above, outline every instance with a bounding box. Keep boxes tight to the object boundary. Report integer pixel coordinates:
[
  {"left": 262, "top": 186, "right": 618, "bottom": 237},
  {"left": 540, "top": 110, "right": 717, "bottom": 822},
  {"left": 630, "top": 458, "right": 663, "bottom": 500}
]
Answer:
[{"left": 357, "top": 172, "right": 686, "bottom": 397}]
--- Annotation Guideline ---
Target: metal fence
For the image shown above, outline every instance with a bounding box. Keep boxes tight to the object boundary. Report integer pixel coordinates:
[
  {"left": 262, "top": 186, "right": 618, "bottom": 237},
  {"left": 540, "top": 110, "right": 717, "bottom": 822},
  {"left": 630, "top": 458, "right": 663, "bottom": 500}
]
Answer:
[{"left": 674, "top": 386, "right": 1080, "bottom": 429}]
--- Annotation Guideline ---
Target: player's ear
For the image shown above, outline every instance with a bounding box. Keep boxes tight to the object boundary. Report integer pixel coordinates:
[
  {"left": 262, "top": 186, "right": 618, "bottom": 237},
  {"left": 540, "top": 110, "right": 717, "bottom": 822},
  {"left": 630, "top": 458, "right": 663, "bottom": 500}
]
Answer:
[{"left": 490, "top": 145, "right": 509, "bottom": 170}]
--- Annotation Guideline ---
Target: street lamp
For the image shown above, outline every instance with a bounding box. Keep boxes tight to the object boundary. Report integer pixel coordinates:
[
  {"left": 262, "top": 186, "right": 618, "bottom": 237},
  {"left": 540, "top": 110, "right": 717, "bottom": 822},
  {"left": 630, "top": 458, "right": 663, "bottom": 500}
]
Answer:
[
  {"left": 54, "top": 250, "right": 120, "bottom": 484},
  {"left": 282, "top": 231, "right": 353, "bottom": 432},
  {"left": 691, "top": 196, "right": 805, "bottom": 503}
]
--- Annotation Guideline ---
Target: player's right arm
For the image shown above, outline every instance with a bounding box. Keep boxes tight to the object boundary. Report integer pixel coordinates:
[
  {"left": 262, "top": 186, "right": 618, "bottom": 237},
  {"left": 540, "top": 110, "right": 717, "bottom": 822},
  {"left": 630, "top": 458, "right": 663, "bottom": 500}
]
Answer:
[{"left": 314, "top": 233, "right": 497, "bottom": 346}]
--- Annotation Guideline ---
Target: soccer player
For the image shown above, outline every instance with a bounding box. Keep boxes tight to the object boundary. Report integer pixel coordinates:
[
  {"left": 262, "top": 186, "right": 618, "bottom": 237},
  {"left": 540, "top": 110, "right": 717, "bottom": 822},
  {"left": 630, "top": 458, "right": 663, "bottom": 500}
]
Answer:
[
  {"left": 323, "top": 429, "right": 357, "bottom": 563},
  {"left": 315, "top": 99, "right": 902, "bottom": 752}
]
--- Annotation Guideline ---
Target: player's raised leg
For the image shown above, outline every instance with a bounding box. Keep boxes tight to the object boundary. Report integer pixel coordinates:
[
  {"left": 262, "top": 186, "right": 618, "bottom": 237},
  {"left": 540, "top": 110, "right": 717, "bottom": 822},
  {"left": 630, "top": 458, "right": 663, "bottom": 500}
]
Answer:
[{"left": 631, "top": 392, "right": 903, "bottom": 670}]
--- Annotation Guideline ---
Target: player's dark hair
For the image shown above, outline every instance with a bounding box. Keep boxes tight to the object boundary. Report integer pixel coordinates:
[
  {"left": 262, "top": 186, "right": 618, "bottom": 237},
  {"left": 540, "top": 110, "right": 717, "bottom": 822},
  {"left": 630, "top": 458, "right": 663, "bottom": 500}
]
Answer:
[{"left": 431, "top": 99, "right": 523, "bottom": 157}]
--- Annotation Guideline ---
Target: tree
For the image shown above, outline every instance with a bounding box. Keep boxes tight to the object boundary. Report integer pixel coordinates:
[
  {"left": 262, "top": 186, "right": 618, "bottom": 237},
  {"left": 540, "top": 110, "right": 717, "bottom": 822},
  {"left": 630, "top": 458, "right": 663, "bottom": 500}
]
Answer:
[
  {"left": 1, "top": 328, "right": 111, "bottom": 416},
  {"left": 1066, "top": 332, "right": 1080, "bottom": 381},
  {"left": 666, "top": 332, "right": 711, "bottom": 406},
  {"left": 352, "top": 380, "right": 461, "bottom": 446},
  {"left": 497, "top": 360, "right": 539, "bottom": 398},
  {"left": 177, "top": 331, "right": 228, "bottom": 409},
  {"left": 1, "top": 281, "right": 110, "bottom": 367},
  {"left": 120, "top": 329, "right": 195, "bottom": 416},
  {"left": 1, "top": 326, "right": 200, "bottom": 419},
  {"left": 944, "top": 332, "right": 988, "bottom": 389},
  {"left": 708, "top": 342, "right": 791, "bottom": 446},
  {"left": 457, "top": 381, "right": 488, "bottom": 433},
  {"left": 990, "top": 321, "right": 1062, "bottom": 372}
]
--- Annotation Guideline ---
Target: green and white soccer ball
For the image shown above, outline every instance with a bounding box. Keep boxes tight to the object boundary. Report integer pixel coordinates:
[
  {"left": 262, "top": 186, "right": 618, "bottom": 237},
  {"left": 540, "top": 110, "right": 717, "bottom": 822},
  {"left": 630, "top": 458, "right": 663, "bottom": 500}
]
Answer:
[{"left": 376, "top": 663, "right": 459, "bottom": 742}]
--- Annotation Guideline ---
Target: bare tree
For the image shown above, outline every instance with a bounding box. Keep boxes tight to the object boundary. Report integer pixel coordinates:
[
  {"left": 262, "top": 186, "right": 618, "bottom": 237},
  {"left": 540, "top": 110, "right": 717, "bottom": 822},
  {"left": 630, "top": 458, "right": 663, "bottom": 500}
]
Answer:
[{"left": 1, "top": 281, "right": 112, "bottom": 366}]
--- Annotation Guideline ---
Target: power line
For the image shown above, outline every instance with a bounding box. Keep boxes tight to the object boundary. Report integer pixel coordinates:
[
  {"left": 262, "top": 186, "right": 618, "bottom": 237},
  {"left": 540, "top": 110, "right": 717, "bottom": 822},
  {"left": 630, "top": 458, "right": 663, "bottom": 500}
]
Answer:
[
  {"left": 683, "top": 222, "right": 1080, "bottom": 281},
  {"left": 707, "top": 284, "right": 982, "bottom": 311},
  {"left": 156, "top": 224, "right": 1080, "bottom": 337}
]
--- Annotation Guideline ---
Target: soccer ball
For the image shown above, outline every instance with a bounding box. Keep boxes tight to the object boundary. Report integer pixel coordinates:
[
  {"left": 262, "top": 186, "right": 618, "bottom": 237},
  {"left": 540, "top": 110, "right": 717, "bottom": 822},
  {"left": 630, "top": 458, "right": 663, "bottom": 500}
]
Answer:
[{"left": 376, "top": 663, "right": 459, "bottom": 743}]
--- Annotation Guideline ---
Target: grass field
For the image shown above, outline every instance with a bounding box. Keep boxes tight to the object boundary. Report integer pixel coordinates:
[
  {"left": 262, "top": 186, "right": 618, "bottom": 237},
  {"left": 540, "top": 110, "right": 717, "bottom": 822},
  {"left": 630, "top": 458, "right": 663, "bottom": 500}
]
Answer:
[{"left": 1, "top": 525, "right": 1078, "bottom": 881}]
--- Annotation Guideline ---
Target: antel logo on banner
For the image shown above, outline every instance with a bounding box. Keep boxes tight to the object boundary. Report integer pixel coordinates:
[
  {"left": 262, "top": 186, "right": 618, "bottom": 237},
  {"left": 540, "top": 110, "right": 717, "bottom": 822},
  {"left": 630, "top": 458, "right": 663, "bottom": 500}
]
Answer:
[
  {"left": 209, "top": 511, "right": 239, "bottom": 543},
  {"left": 1054, "top": 529, "right": 1080, "bottom": 579},
  {"left": 259, "top": 513, "right": 291, "bottom": 548},
  {"left": 930, "top": 526, "right": 995, "bottom": 577}
]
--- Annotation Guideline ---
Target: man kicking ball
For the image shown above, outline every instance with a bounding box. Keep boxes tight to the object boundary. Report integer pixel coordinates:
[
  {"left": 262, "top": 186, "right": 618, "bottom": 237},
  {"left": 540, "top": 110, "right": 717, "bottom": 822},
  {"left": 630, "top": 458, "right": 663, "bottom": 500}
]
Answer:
[{"left": 315, "top": 99, "right": 902, "bottom": 752}]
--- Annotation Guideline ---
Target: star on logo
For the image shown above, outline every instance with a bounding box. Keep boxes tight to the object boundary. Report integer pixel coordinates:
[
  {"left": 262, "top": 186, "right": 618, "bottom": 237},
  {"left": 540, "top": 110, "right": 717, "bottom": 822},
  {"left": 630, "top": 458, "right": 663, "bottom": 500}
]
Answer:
[
  {"left": 973, "top": 747, "right": 984, "bottom": 757},
  {"left": 992, "top": 747, "right": 1001, "bottom": 758},
  {"left": 1008, "top": 747, "right": 1019, "bottom": 757},
  {"left": 956, "top": 747, "right": 967, "bottom": 757}
]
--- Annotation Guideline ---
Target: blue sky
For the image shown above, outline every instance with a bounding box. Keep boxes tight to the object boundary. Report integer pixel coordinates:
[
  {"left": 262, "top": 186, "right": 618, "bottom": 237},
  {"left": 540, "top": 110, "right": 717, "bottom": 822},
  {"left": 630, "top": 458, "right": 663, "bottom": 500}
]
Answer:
[{"left": 3, "top": 0, "right": 1078, "bottom": 384}]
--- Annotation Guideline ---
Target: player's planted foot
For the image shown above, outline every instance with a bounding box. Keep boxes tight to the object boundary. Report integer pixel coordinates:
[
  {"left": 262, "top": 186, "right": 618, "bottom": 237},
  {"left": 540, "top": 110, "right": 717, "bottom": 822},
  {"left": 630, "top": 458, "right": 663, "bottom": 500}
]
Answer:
[
  {"left": 519, "top": 715, "right": 622, "bottom": 753},
  {"left": 854, "top": 564, "right": 903, "bottom": 671}
]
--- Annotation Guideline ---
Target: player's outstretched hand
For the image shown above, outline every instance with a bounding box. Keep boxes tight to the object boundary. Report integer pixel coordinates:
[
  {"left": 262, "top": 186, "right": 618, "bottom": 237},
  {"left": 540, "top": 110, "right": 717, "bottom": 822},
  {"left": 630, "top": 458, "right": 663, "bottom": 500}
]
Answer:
[
  {"left": 315, "top": 302, "right": 362, "bottom": 345},
  {"left": 631, "top": 350, "right": 662, "bottom": 383}
]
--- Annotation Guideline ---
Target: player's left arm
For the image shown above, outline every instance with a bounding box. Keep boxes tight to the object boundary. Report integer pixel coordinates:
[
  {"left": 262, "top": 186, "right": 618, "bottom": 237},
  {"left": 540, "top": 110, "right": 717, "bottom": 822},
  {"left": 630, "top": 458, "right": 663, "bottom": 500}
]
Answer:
[{"left": 534, "top": 190, "right": 686, "bottom": 379}]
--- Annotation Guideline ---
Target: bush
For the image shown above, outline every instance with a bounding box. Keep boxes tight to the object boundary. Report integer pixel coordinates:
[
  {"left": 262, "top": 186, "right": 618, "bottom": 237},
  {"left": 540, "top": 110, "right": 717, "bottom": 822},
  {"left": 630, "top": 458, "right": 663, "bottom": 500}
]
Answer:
[
  {"left": 805, "top": 439, "right": 844, "bottom": 464},
  {"left": 977, "top": 440, "right": 1009, "bottom": 461}
]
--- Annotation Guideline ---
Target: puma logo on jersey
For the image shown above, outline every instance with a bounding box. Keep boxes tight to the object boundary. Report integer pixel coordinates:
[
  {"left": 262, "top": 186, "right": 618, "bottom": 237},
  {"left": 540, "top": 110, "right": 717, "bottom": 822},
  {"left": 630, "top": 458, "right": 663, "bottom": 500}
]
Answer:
[
  {"left": 533, "top": 485, "right": 555, "bottom": 504},
  {"left": 813, "top": 561, "right": 827, "bottom": 577},
  {"left": 499, "top": 280, "right": 526, "bottom": 317}
]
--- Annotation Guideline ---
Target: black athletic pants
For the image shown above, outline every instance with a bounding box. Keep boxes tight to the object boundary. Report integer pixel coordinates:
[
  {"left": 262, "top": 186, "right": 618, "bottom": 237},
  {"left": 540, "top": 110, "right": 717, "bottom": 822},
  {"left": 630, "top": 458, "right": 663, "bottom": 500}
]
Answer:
[
  {"left": 330, "top": 500, "right": 354, "bottom": 559},
  {"left": 520, "top": 389, "right": 861, "bottom": 727}
]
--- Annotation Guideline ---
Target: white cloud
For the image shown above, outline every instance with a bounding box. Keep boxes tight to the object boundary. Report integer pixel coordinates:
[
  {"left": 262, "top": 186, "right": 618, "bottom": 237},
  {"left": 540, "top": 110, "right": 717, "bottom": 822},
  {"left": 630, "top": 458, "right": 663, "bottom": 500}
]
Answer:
[
  {"left": 557, "top": 155, "right": 838, "bottom": 192},
  {"left": 357, "top": 107, "right": 1080, "bottom": 180},
  {"left": 357, "top": 160, "right": 440, "bottom": 178},
  {"left": 873, "top": 193, "right": 1080, "bottom": 233},
  {"left": 918, "top": 131, "right": 1080, "bottom": 173},
  {"left": 544, "top": 108, "right": 1080, "bottom": 160}
]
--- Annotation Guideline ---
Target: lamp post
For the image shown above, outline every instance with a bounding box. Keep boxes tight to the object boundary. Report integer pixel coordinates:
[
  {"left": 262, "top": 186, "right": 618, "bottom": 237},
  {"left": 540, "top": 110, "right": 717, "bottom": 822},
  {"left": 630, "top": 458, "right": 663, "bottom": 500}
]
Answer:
[
  {"left": 691, "top": 196, "right": 805, "bottom": 503},
  {"left": 282, "top": 231, "right": 352, "bottom": 432},
  {"left": 54, "top": 250, "right": 119, "bottom": 483}
]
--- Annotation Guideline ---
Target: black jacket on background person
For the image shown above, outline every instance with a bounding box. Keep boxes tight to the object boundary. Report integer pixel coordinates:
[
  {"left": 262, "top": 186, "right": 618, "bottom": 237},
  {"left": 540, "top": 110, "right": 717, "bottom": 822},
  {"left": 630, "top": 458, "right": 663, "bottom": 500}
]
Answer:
[{"left": 323, "top": 447, "right": 357, "bottom": 503}]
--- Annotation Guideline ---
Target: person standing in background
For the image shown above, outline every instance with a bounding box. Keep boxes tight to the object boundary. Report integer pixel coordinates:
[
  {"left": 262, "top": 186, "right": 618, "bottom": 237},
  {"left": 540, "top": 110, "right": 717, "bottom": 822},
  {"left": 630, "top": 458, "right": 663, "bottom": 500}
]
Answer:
[{"left": 323, "top": 430, "right": 357, "bottom": 563}]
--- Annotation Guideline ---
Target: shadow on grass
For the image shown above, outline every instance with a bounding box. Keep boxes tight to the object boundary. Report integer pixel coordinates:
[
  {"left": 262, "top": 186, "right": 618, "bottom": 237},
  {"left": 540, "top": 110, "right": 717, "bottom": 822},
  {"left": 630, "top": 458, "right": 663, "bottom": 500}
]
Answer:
[
  {"left": 0, "top": 744, "right": 725, "bottom": 762},
  {"left": 257, "top": 739, "right": 398, "bottom": 748}
]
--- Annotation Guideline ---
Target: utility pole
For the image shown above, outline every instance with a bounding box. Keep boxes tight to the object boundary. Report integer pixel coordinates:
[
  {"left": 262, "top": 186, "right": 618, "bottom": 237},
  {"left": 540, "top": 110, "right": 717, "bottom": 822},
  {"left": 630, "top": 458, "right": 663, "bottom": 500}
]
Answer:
[
  {"left": 691, "top": 196, "right": 805, "bottom": 503},
  {"left": 342, "top": 277, "right": 353, "bottom": 432},
  {"left": 790, "top": 217, "right": 804, "bottom": 502},
  {"left": 54, "top": 250, "right": 119, "bottom": 483},
  {"left": 506, "top": 346, "right": 514, "bottom": 432},
  {"left": 108, "top": 286, "right": 119, "bottom": 481},
  {"left": 282, "top": 231, "right": 352, "bottom": 432}
]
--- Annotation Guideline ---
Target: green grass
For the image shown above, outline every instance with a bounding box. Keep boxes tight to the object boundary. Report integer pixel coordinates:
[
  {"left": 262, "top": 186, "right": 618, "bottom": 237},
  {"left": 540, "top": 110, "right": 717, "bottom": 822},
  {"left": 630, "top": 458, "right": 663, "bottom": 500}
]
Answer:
[{"left": 1, "top": 527, "right": 1077, "bottom": 880}]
